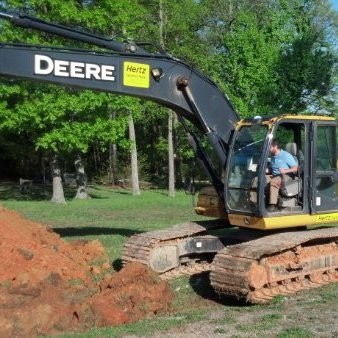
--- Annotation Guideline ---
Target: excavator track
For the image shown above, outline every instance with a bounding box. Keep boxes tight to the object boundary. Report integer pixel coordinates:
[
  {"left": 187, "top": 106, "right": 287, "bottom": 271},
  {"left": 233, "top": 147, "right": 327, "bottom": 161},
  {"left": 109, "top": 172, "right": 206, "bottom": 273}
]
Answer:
[
  {"left": 122, "top": 221, "right": 288, "bottom": 279},
  {"left": 122, "top": 220, "right": 228, "bottom": 278},
  {"left": 210, "top": 227, "right": 338, "bottom": 304}
]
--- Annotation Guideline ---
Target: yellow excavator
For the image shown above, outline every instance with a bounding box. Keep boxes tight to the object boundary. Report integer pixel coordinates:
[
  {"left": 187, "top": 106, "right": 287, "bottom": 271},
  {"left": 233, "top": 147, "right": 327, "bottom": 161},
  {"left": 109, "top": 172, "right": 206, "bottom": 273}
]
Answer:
[{"left": 0, "top": 12, "right": 337, "bottom": 303}]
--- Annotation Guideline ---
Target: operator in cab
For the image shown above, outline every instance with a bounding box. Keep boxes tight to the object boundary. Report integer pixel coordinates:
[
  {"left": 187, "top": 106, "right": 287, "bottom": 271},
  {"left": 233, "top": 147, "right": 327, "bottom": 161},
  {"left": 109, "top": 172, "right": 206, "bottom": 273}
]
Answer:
[{"left": 266, "top": 139, "right": 298, "bottom": 212}]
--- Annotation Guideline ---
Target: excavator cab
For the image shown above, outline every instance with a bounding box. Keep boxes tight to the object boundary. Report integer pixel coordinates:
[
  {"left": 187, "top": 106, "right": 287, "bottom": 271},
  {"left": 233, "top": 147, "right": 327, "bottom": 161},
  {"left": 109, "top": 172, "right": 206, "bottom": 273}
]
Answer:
[{"left": 224, "top": 115, "right": 338, "bottom": 229}]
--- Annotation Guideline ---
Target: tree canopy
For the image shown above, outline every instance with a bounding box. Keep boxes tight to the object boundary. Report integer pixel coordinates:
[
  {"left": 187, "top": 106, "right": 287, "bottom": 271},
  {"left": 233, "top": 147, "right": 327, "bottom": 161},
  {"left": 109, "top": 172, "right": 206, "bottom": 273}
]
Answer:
[{"left": 0, "top": 0, "right": 337, "bottom": 183}]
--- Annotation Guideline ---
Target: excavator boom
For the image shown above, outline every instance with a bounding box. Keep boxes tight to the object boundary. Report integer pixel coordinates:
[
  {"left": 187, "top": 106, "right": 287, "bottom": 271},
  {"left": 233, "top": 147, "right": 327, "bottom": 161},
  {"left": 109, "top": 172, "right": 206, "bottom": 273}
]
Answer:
[
  {"left": 0, "top": 12, "right": 143, "bottom": 53},
  {"left": 0, "top": 44, "right": 236, "bottom": 134},
  {"left": 0, "top": 11, "right": 239, "bottom": 200},
  {"left": 0, "top": 12, "right": 238, "bottom": 138}
]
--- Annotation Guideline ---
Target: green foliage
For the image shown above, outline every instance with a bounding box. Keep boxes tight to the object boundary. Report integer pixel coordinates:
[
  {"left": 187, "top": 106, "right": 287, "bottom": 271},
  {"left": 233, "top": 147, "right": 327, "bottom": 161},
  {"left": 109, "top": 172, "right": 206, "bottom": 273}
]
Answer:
[
  {"left": 217, "top": 10, "right": 281, "bottom": 116},
  {"left": 272, "top": 0, "right": 338, "bottom": 114},
  {"left": 200, "top": 0, "right": 338, "bottom": 116},
  {"left": 0, "top": 0, "right": 337, "bottom": 181},
  {"left": 0, "top": 0, "right": 147, "bottom": 174},
  {"left": 277, "top": 327, "right": 315, "bottom": 338}
]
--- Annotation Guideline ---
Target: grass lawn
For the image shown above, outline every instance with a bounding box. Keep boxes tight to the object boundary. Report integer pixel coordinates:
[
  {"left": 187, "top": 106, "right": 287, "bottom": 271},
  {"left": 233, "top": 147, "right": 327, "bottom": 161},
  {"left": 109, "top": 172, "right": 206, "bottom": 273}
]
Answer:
[
  {"left": 1, "top": 182, "right": 337, "bottom": 338},
  {"left": 0, "top": 183, "right": 206, "bottom": 263}
]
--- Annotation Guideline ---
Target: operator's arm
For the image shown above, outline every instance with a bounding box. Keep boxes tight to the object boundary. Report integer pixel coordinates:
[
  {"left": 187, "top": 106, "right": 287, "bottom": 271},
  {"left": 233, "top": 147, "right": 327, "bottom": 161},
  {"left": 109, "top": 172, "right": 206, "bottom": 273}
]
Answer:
[{"left": 279, "top": 166, "right": 298, "bottom": 175}]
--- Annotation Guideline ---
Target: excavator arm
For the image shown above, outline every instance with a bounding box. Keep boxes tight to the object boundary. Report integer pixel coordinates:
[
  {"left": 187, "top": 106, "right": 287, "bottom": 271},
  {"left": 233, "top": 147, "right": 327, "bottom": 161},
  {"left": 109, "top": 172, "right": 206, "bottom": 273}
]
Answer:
[{"left": 0, "top": 12, "right": 239, "bottom": 201}]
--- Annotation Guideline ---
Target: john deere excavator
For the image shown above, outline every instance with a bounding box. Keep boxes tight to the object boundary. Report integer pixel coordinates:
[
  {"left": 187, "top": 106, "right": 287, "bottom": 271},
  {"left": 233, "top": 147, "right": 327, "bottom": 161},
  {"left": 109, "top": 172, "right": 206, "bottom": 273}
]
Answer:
[{"left": 0, "top": 12, "right": 337, "bottom": 303}]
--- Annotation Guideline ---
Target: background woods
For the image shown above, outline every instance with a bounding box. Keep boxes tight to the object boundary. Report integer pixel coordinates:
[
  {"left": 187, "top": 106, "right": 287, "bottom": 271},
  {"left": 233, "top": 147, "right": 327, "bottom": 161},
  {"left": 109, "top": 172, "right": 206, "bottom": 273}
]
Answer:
[{"left": 0, "top": 0, "right": 337, "bottom": 199}]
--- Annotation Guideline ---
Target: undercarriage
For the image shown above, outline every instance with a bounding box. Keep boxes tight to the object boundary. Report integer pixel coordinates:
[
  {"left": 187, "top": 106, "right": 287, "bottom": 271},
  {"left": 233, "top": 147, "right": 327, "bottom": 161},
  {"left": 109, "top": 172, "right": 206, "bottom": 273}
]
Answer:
[{"left": 122, "top": 225, "right": 338, "bottom": 303}]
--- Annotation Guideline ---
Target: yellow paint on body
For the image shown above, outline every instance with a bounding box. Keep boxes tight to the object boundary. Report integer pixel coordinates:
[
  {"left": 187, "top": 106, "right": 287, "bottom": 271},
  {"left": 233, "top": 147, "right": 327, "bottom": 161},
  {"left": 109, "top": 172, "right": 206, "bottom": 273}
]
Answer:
[{"left": 229, "top": 212, "right": 338, "bottom": 230}]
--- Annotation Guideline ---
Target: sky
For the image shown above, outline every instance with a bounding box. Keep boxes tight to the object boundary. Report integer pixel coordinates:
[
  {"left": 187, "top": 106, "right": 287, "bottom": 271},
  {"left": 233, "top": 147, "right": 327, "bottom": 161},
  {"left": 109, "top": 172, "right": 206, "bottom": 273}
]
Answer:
[{"left": 332, "top": 0, "right": 338, "bottom": 10}]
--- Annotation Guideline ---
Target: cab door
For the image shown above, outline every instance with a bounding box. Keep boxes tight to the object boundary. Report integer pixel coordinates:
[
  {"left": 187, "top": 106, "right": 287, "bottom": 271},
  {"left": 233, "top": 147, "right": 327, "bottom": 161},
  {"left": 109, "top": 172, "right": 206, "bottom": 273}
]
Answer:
[{"left": 312, "top": 122, "right": 338, "bottom": 213}]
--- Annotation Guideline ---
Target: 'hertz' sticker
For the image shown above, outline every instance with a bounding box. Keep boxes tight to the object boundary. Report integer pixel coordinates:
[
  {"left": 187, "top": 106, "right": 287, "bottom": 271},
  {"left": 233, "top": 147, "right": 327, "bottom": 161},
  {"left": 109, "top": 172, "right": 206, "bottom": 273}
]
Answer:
[
  {"left": 123, "top": 62, "right": 150, "bottom": 88},
  {"left": 315, "top": 213, "right": 338, "bottom": 223}
]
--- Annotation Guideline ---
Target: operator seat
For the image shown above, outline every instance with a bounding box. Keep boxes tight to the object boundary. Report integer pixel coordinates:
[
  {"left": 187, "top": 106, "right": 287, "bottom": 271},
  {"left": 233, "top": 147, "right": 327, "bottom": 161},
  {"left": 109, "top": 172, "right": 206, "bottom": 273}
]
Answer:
[
  {"left": 285, "top": 142, "right": 297, "bottom": 160},
  {"left": 279, "top": 142, "right": 303, "bottom": 207}
]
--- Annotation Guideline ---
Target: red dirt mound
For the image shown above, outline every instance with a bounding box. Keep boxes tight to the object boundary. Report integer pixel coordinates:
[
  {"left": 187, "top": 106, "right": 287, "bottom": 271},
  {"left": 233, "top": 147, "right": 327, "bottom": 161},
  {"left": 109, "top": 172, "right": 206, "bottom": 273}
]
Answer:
[{"left": 0, "top": 206, "right": 173, "bottom": 337}]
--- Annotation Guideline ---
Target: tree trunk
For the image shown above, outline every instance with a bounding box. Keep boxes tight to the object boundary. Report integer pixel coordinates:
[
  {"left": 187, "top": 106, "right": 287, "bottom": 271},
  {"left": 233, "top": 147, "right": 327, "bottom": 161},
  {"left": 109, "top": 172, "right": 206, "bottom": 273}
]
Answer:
[
  {"left": 74, "top": 155, "right": 89, "bottom": 199},
  {"left": 108, "top": 110, "right": 117, "bottom": 185},
  {"left": 173, "top": 113, "right": 183, "bottom": 188},
  {"left": 129, "top": 114, "right": 140, "bottom": 196},
  {"left": 93, "top": 143, "right": 98, "bottom": 172},
  {"left": 50, "top": 155, "right": 66, "bottom": 204},
  {"left": 159, "top": 0, "right": 165, "bottom": 48},
  {"left": 112, "top": 143, "right": 117, "bottom": 180},
  {"left": 108, "top": 142, "right": 114, "bottom": 185},
  {"left": 41, "top": 156, "right": 47, "bottom": 185},
  {"left": 168, "top": 110, "right": 175, "bottom": 197},
  {"left": 159, "top": 1, "right": 175, "bottom": 196}
]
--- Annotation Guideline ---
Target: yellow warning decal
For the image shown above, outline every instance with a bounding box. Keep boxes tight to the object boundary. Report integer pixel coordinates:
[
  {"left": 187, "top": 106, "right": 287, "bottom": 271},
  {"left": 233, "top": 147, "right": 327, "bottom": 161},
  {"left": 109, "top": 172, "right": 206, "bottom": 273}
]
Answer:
[
  {"left": 315, "top": 213, "right": 338, "bottom": 223},
  {"left": 123, "top": 62, "right": 150, "bottom": 88}
]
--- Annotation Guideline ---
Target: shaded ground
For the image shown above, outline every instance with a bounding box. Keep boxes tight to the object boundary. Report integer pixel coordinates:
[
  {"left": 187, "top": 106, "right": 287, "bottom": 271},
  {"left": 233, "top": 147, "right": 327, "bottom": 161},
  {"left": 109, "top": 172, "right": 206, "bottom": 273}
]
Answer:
[
  {"left": 0, "top": 206, "right": 172, "bottom": 337},
  {"left": 124, "top": 279, "right": 338, "bottom": 338}
]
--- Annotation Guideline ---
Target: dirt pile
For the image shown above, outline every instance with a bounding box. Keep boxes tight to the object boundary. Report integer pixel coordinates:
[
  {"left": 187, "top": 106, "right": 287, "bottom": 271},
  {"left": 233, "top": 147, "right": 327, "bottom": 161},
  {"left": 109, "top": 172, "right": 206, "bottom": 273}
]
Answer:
[{"left": 0, "top": 206, "right": 173, "bottom": 337}]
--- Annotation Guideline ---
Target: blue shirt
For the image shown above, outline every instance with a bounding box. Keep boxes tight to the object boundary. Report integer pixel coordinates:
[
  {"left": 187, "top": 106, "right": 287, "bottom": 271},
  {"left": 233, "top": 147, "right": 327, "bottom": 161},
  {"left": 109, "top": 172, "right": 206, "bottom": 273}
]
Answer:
[{"left": 271, "top": 149, "right": 297, "bottom": 176}]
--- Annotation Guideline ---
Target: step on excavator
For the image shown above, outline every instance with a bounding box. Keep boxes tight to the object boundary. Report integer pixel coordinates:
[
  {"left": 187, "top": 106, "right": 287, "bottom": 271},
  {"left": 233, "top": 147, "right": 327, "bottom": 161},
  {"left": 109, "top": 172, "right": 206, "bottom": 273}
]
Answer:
[{"left": 0, "top": 12, "right": 337, "bottom": 303}]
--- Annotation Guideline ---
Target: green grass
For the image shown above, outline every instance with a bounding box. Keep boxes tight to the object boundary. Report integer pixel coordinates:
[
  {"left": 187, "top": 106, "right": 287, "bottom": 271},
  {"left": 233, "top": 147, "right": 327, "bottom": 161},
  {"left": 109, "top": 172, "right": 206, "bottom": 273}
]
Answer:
[
  {"left": 1, "top": 184, "right": 204, "bottom": 263},
  {"left": 58, "top": 309, "right": 208, "bottom": 338},
  {"left": 277, "top": 328, "right": 315, "bottom": 338}
]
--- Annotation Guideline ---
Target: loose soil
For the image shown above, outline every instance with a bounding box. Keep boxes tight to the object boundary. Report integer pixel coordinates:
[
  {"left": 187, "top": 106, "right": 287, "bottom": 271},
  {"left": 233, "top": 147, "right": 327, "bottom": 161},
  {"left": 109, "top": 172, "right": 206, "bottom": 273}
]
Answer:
[{"left": 0, "top": 206, "right": 173, "bottom": 337}]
